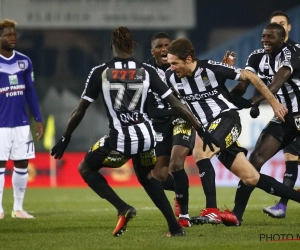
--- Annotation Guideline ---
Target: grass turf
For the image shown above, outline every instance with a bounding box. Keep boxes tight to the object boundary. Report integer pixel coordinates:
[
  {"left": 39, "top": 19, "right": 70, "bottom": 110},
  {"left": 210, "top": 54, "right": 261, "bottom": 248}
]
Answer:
[{"left": 1, "top": 186, "right": 300, "bottom": 250}]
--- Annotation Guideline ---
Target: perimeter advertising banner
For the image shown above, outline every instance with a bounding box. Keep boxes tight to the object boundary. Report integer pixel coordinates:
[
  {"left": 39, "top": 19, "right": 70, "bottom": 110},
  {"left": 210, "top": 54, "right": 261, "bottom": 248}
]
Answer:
[
  {"left": 4, "top": 150, "right": 297, "bottom": 188},
  {"left": 4, "top": 105, "right": 299, "bottom": 187},
  {"left": 0, "top": 0, "right": 196, "bottom": 29}
]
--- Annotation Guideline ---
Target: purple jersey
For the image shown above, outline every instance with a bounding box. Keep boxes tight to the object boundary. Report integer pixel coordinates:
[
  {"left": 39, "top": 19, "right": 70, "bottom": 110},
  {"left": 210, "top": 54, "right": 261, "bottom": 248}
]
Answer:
[{"left": 0, "top": 50, "right": 42, "bottom": 127}]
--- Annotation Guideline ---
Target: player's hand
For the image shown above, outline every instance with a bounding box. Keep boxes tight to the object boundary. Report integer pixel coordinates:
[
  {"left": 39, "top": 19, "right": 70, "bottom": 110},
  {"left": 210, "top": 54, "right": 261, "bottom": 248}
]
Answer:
[
  {"left": 51, "top": 136, "right": 71, "bottom": 159},
  {"left": 196, "top": 127, "right": 218, "bottom": 152},
  {"left": 250, "top": 105, "right": 260, "bottom": 118},
  {"left": 271, "top": 102, "right": 287, "bottom": 122},
  {"left": 35, "top": 122, "right": 44, "bottom": 140},
  {"left": 222, "top": 51, "right": 236, "bottom": 66},
  {"left": 233, "top": 97, "right": 253, "bottom": 109}
]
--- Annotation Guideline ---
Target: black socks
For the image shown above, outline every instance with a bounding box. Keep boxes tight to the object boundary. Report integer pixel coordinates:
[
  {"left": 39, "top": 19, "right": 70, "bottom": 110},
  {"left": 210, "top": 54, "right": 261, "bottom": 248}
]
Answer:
[
  {"left": 171, "top": 169, "right": 189, "bottom": 215},
  {"left": 196, "top": 158, "right": 217, "bottom": 208}
]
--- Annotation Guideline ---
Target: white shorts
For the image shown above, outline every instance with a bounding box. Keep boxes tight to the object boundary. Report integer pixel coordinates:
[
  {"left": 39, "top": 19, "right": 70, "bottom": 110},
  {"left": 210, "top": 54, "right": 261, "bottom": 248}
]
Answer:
[{"left": 0, "top": 126, "right": 35, "bottom": 161}]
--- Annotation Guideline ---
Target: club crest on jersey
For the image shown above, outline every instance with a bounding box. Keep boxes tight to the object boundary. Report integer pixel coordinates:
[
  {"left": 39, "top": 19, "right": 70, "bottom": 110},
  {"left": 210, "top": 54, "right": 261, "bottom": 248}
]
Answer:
[
  {"left": 17, "top": 61, "right": 25, "bottom": 70},
  {"left": 294, "top": 115, "right": 300, "bottom": 131},
  {"left": 202, "top": 76, "right": 211, "bottom": 87}
]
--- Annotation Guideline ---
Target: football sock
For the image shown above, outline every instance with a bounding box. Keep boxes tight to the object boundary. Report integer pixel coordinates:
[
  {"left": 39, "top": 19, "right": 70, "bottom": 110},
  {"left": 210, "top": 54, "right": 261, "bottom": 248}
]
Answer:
[
  {"left": 0, "top": 168, "right": 5, "bottom": 213},
  {"left": 162, "top": 173, "right": 175, "bottom": 191},
  {"left": 279, "top": 161, "right": 298, "bottom": 205},
  {"left": 171, "top": 169, "right": 189, "bottom": 215},
  {"left": 256, "top": 173, "right": 300, "bottom": 203},
  {"left": 233, "top": 180, "right": 254, "bottom": 220},
  {"left": 196, "top": 159, "right": 217, "bottom": 208},
  {"left": 142, "top": 177, "right": 180, "bottom": 233},
  {"left": 81, "top": 170, "right": 128, "bottom": 213},
  {"left": 12, "top": 167, "right": 28, "bottom": 211}
]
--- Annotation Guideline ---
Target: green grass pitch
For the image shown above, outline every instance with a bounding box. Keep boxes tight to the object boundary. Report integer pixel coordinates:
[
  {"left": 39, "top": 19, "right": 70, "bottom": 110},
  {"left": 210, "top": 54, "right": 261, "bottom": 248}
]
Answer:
[{"left": 1, "top": 186, "right": 299, "bottom": 250}]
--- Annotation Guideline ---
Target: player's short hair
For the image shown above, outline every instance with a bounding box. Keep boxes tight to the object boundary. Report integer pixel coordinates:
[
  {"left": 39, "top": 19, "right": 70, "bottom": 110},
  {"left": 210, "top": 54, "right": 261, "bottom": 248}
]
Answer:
[
  {"left": 111, "top": 27, "right": 135, "bottom": 54},
  {"left": 269, "top": 10, "right": 290, "bottom": 24},
  {"left": 265, "top": 23, "right": 286, "bottom": 39},
  {"left": 167, "top": 37, "right": 196, "bottom": 61},
  {"left": 151, "top": 32, "right": 171, "bottom": 43},
  {"left": 0, "top": 19, "right": 17, "bottom": 35}
]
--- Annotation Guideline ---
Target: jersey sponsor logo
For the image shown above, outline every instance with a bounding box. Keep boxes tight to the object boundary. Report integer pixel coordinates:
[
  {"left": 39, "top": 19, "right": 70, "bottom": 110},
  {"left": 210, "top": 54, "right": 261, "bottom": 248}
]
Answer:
[
  {"left": 225, "top": 125, "right": 240, "bottom": 148},
  {"left": 208, "top": 118, "right": 221, "bottom": 132},
  {"left": 103, "top": 155, "right": 128, "bottom": 168},
  {"left": 107, "top": 68, "right": 145, "bottom": 82},
  {"left": 185, "top": 89, "right": 218, "bottom": 101},
  {"left": 118, "top": 111, "right": 141, "bottom": 124},
  {"left": 208, "top": 60, "right": 236, "bottom": 69},
  {"left": 173, "top": 123, "right": 192, "bottom": 136},
  {"left": 140, "top": 149, "right": 156, "bottom": 167},
  {"left": 282, "top": 47, "right": 292, "bottom": 60},
  {"left": 8, "top": 75, "right": 18, "bottom": 85}
]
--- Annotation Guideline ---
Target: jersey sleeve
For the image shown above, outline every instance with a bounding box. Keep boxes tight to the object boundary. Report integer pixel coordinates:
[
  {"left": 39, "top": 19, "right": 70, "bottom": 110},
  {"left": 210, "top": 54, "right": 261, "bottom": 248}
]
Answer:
[
  {"left": 147, "top": 90, "right": 176, "bottom": 118},
  {"left": 25, "top": 59, "right": 42, "bottom": 122},
  {"left": 81, "top": 65, "right": 104, "bottom": 102},
  {"left": 245, "top": 49, "right": 262, "bottom": 73},
  {"left": 287, "top": 49, "right": 300, "bottom": 77},
  {"left": 206, "top": 60, "right": 241, "bottom": 82},
  {"left": 143, "top": 63, "right": 172, "bottom": 99}
]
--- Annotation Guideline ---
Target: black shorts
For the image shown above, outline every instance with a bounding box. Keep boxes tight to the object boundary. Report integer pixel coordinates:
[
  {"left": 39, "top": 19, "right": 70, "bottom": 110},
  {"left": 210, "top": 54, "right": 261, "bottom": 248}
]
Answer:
[
  {"left": 172, "top": 123, "right": 196, "bottom": 155},
  {"left": 262, "top": 112, "right": 300, "bottom": 150},
  {"left": 206, "top": 110, "right": 248, "bottom": 169},
  {"left": 84, "top": 135, "right": 156, "bottom": 174},
  {"left": 154, "top": 127, "right": 173, "bottom": 157},
  {"left": 283, "top": 137, "right": 300, "bottom": 155}
]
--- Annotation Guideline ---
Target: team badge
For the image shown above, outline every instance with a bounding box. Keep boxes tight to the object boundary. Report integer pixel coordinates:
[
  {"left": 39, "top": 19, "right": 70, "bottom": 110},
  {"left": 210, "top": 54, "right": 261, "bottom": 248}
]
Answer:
[
  {"left": 18, "top": 61, "right": 25, "bottom": 70},
  {"left": 202, "top": 76, "right": 211, "bottom": 87}
]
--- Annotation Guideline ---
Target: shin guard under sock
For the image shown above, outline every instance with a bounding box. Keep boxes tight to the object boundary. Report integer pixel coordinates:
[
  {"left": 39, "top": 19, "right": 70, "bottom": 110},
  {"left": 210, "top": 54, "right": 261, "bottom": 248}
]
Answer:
[
  {"left": 162, "top": 173, "right": 175, "bottom": 191},
  {"left": 143, "top": 177, "right": 180, "bottom": 233},
  {"left": 279, "top": 161, "right": 298, "bottom": 205},
  {"left": 233, "top": 180, "right": 255, "bottom": 220},
  {"left": 171, "top": 169, "right": 189, "bottom": 215},
  {"left": 196, "top": 159, "right": 217, "bottom": 208},
  {"left": 256, "top": 173, "right": 300, "bottom": 203},
  {"left": 81, "top": 170, "right": 128, "bottom": 213}
]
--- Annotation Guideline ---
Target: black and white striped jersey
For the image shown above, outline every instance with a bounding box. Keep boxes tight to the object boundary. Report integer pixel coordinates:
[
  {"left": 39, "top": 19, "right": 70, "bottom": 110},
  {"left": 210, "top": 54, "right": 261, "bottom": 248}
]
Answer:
[
  {"left": 245, "top": 43, "right": 300, "bottom": 113},
  {"left": 165, "top": 60, "right": 241, "bottom": 128},
  {"left": 81, "top": 57, "right": 172, "bottom": 155},
  {"left": 286, "top": 38, "right": 300, "bottom": 56},
  {"left": 146, "top": 57, "right": 175, "bottom": 134}
]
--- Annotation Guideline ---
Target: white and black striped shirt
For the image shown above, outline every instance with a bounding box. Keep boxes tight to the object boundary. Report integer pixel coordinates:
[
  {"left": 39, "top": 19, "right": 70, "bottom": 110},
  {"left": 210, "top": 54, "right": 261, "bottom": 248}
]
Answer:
[
  {"left": 81, "top": 57, "right": 172, "bottom": 155},
  {"left": 245, "top": 43, "right": 300, "bottom": 113},
  {"left": 166, "top": 60, "right": 241, "bottom": 128}
]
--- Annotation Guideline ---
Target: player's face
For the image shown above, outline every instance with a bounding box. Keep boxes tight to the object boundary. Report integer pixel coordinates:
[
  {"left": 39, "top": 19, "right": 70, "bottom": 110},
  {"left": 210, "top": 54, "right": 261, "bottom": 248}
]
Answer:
[
  {"left": 0, "top": 27, "right": 17, "bottom": 51},
  {"left": 167, "top": 53, "right": 190, "bottom": 78},
  {"left": 261, "top": 28, "right": 284, "bottom": 54},
  {"left": 270, "top": 15, "right": 291, "bottom": 41},
  {"left": 151, "top": 38, "right": 171, "bottom": 67}
]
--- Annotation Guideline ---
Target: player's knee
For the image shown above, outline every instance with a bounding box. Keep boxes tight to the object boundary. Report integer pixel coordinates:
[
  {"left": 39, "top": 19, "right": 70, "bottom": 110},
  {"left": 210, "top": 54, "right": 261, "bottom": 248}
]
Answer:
[
  {"left": 152, "top": 170, "right": 167, "bottom": 183},
  {"left": 249, "top": 152, "right": 264, "bottom": 171},
  {"left": 78, "top": 160, "right": 90, "bottom": 175},
  {"left": 169, "top": 159, "right": 184, "bottom": 172},
  {"left": 241, "top": 173, "right": 260, "bottom": 186}
]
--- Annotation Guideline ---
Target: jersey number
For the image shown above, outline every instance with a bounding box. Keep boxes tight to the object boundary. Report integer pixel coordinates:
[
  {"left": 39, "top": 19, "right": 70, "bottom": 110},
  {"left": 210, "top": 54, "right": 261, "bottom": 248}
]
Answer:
[{"left": 110, "top": 83, "right": 143, "bottom": 110}]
